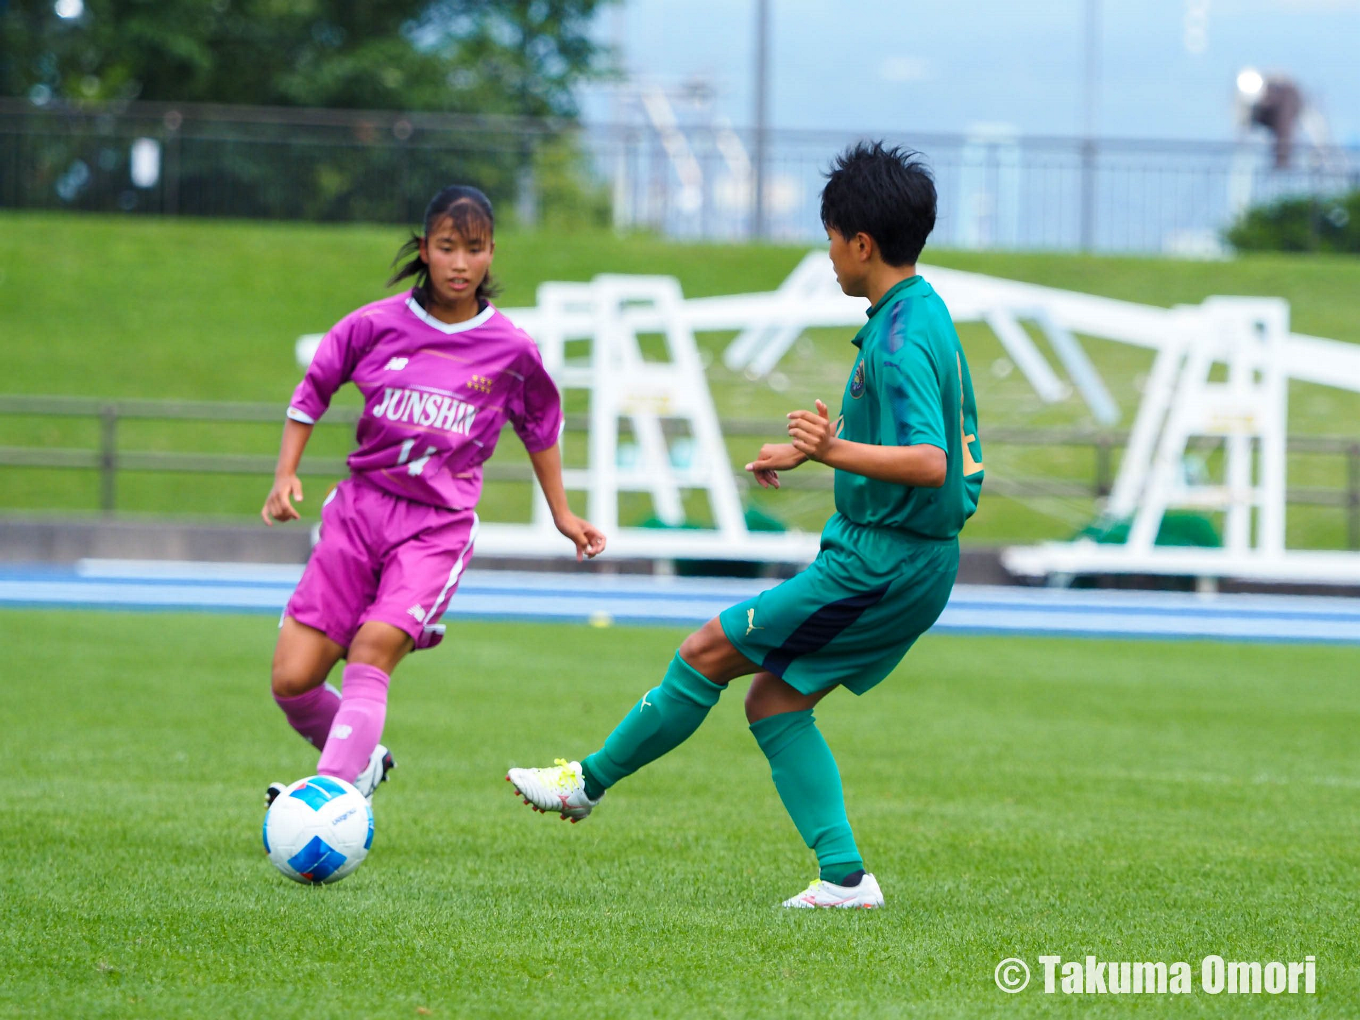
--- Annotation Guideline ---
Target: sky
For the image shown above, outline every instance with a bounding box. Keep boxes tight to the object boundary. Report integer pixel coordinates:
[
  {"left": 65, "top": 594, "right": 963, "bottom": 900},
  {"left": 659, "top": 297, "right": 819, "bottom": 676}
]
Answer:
[{"left": 580, "top": 0, "right": 1360, "bottom": 145}]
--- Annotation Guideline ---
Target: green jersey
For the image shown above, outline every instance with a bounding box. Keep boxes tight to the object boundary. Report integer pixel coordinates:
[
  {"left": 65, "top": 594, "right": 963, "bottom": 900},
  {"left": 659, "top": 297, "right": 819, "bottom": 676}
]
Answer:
[{"left": 833, "top": 274, "right": 983, "bottom": 539}]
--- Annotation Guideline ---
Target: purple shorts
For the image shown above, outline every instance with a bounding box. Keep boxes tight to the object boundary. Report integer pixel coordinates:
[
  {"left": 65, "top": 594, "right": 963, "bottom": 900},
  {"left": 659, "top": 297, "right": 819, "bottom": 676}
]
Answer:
[{"left": 284, "top": 477, "right": 478, "bottom": 652}]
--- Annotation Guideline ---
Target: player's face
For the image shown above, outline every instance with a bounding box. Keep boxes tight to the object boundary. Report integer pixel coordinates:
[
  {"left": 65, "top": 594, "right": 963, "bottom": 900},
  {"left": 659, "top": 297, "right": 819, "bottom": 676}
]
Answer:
[
  {"left": 826, "top": 228, "right": 866, "bottom": 298},
  {"left": 421, "top": 218, "right": 494, "bottom": 308}
]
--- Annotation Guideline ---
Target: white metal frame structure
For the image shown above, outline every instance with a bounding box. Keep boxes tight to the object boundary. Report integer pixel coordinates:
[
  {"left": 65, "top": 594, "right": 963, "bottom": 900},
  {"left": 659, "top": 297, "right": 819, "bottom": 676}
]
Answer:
[
  {"left": 295, "top": 253, "right": 1360, "bottom": 579},
  {"left": 709, "top": 257, "right": 1360, "bottom": 583},
  {"left": 478, "top": 275, "right": 822, "bottom": 562},
  {"left": 719, "top": 251, "right": 1120, "bottom": 425},
  {"left": 1113, "top": 299, "right": 1288, "bottom": 558},
  {"left": 1004, "top": 298, "right": 1360, "bottom": 586}
]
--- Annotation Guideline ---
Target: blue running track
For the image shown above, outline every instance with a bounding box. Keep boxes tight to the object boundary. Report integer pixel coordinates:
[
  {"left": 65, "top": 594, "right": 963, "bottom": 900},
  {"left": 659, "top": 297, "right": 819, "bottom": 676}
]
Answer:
[{"left": 1, "top": 559, "right": 1358, "bottom": 645}]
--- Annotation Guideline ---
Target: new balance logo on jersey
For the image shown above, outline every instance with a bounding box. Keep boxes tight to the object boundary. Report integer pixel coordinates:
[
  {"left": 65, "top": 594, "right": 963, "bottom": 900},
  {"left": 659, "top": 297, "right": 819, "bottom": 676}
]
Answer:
[
  {"left": 407, "top": 604, "right": 427, "bottom": 622},
  {"left": 371, "top": 387, "right": 477, "bottom": 435},
  {"left": 383, "top": 357, "right": 409, "bottom": 371}
]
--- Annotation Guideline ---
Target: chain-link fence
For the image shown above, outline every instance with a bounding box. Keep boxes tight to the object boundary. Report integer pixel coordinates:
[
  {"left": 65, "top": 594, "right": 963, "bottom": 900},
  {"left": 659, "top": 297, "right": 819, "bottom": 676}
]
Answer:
[{"left": 3, "top": 98, "right": 1357, "bottom": 253}]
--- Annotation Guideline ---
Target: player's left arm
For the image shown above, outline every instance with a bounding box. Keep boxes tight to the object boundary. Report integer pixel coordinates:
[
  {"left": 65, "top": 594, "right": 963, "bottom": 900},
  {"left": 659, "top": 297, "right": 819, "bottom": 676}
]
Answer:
[
  {"left": 527, "top": 444, "right": 607, "bottom": 561},
  {"left": 787, "top": 401, "right": 946, "bottom": 487},
  {"left": 510, "top": 344, "right": 606, "bottom": 560}
]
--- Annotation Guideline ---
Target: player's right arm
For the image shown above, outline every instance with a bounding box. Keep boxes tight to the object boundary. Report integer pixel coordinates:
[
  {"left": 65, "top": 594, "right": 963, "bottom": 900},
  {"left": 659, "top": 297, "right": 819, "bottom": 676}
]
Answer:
[
  {"left": 787, "top": 398, "right": 947, "bottom": 488},
  {"left": 744, "top": 442, "right": 808, "bottom": 489},
  {"left": 262, "top": 418, "right": 312, "bottom": 525},
  {"left": 262, "top": 313, "right": 361, "bottom": 525}
]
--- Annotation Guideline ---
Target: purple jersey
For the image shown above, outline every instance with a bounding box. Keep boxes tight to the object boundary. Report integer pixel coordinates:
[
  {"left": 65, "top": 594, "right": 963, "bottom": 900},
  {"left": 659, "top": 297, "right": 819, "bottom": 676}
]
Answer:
[{"left": 288, "top": 292, "right": 563, "bottom": 510}]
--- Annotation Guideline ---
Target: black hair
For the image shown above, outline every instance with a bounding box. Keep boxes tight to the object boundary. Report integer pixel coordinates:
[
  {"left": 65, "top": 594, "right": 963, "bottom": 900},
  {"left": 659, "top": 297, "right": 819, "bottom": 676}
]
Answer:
[
  {"left": 820, "top": 141, "right": 936, "bottom": 266},
  {"left": 388, "top": 184, "right": 501, "bottom": 306}
]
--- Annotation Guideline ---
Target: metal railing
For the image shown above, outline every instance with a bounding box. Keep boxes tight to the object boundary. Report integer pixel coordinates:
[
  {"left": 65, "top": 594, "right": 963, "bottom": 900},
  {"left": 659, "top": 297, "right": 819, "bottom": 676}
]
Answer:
[
  {"left": 2, "top": 395, "right": 1357, "bottom": 547},
  {"left": 3, "top": 98, "right": 1357, "bottom": 252}
]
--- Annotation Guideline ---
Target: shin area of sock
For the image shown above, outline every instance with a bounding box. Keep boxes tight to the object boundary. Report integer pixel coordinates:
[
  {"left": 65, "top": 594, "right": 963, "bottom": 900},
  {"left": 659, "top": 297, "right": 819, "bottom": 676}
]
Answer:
[
  {"left": 273, "top": 682, "right": 341, "bottom": 749},
  {"left": 315, "top": 663, "right": 390, "bottom": 784},
  {"left": 750, "top": 708, "right": 863, "bottom": 878},
  {"left": 580, "top": 652, "right": 724, "bottom": 792}
]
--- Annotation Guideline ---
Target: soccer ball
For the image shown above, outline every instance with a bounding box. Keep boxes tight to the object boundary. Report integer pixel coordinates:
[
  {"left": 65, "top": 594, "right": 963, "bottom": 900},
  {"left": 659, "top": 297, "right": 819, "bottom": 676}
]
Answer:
[{"left": 263, "top": 775, "right": 373, "bottom": 884}]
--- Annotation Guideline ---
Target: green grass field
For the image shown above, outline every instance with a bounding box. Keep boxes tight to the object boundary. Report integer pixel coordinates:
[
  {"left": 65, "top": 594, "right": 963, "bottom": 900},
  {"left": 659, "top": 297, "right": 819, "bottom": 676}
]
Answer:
[
  {"left": 3, "top": 211, "right": 1360, "bottom": 547},
  {"left": 2, "top": 609, "right": 1357, "bottom": 1018}
]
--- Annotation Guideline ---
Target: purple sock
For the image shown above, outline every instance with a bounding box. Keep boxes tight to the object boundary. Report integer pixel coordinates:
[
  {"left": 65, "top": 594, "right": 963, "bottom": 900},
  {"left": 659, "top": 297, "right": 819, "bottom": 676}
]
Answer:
[
  {"left": 274, "top": 682, "right": 341, "bottom": 749},
  {"left": 316, "top": 663, "right": 390, "bottom": 785}
]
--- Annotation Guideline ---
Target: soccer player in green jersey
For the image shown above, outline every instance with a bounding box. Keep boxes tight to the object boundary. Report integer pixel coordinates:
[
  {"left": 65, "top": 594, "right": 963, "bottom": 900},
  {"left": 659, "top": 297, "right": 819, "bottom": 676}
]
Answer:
[{"left": 509, "top": 141, "right": 984, "bottom": 908}]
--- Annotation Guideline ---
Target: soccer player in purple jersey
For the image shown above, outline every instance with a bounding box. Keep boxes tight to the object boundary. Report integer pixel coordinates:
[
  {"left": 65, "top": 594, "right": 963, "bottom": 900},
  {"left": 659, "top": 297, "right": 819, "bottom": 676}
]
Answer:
[{"left": 261, "top": 185, "right": 605, "bottom": 805}]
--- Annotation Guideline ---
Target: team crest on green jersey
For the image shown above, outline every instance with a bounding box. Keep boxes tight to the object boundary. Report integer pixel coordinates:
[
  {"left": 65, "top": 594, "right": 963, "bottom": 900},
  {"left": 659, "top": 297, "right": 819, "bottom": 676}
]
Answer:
[{"left": 849, "top": 358, "right": 866, "bottom": 398}]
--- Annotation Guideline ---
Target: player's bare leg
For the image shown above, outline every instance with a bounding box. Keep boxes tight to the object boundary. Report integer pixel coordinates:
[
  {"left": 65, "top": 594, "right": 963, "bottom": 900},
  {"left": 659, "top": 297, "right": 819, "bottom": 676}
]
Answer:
[
  {"left": 268, "top": 619, "right": 403, "bottom": 804},
  {"left": 271, "top": 617, "right": 346, "bottom": 747},
  {"left": 743, "top": 670, "right": 831, "bottom": 722},
  {"left": 508, "top": 618, "right": 757, "bottom": 820},
  {"left": 677, "top": 616, "right": 762, "bottom": 684},
  {"left": 346, "top": 620, "right": 415, "bottom": 674}
]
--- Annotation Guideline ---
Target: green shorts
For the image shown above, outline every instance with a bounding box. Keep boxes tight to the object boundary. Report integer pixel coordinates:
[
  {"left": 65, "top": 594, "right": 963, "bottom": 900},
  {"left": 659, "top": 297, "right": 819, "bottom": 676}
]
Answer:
[{"left": 718, "top": 514, "right": 958, "bottom": 696}]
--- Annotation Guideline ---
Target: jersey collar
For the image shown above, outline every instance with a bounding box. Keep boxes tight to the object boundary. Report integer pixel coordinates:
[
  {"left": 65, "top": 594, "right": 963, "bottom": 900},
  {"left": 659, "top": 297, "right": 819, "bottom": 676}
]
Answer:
[
  {"left": 865, "top": 275, "right": 922, "bottom": 319},
  {"left": 405, "top": 295, "right": 495, "bottom": 334},
  {"left": 852, "top": 274, "right": 922, "bottom": 347}
]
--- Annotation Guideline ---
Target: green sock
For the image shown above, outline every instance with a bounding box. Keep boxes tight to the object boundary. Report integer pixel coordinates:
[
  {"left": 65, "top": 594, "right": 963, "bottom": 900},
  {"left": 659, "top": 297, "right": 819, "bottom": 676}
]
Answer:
[
  {"left": 580, "top": 653, "right": 724, "bottom": 800},
  {"left": 750, "top": 709, "right": 864, "bottom": 883}
]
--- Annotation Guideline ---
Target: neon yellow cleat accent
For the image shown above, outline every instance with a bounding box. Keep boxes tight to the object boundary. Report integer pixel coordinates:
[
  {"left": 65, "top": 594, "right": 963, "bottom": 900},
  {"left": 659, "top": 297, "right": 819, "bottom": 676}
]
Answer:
[{"left": 506, "top": 759, "right": 601, "bottom": 822}]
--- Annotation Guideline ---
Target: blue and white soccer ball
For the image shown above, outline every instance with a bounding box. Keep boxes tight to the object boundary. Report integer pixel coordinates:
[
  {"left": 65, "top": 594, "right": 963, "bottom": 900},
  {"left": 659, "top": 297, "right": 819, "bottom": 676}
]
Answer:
[{"left": 263, "top": 776, "right": 373, "bottom": 884}]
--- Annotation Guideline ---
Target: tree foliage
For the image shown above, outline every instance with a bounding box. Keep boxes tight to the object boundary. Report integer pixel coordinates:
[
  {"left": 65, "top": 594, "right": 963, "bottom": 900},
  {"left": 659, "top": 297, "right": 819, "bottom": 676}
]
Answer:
[{"left": 0, "top": 0, "right": 613, "bottom": 115}]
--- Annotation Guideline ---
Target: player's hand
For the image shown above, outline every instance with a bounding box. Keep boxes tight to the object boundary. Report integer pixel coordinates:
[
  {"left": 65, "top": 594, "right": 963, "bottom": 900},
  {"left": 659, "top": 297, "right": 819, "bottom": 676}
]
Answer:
[
  {"left": 744, "top": 443, "right": 807, "bottom": 489},
  {"left": 787, "top": 400, "right": 837, "bottom": 463},
  {"left": 555, "top": 513, "right": 607, "bottom": 561},
  {"left": 261, "top": 474, "right": 303, "bottom": 526}
]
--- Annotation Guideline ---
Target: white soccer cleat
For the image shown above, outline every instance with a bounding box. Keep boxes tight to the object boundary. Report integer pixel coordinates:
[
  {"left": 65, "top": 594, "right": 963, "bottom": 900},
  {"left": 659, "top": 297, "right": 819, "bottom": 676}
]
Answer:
[
  {"left": 781, "top": 874, "right": 884, "bottom": 909},
  {"left": 506, "top": 758, "right": 601, "bottom": 822},
  {"left": 352, "top": 744, "right": 395, "bottom": 801}
]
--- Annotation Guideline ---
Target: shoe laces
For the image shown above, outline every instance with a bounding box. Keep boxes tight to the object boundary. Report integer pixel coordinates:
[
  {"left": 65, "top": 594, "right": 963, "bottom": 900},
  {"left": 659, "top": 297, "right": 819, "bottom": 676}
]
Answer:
[{"left": 541, "top": 758, "right": 581, "bottom": 791}]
